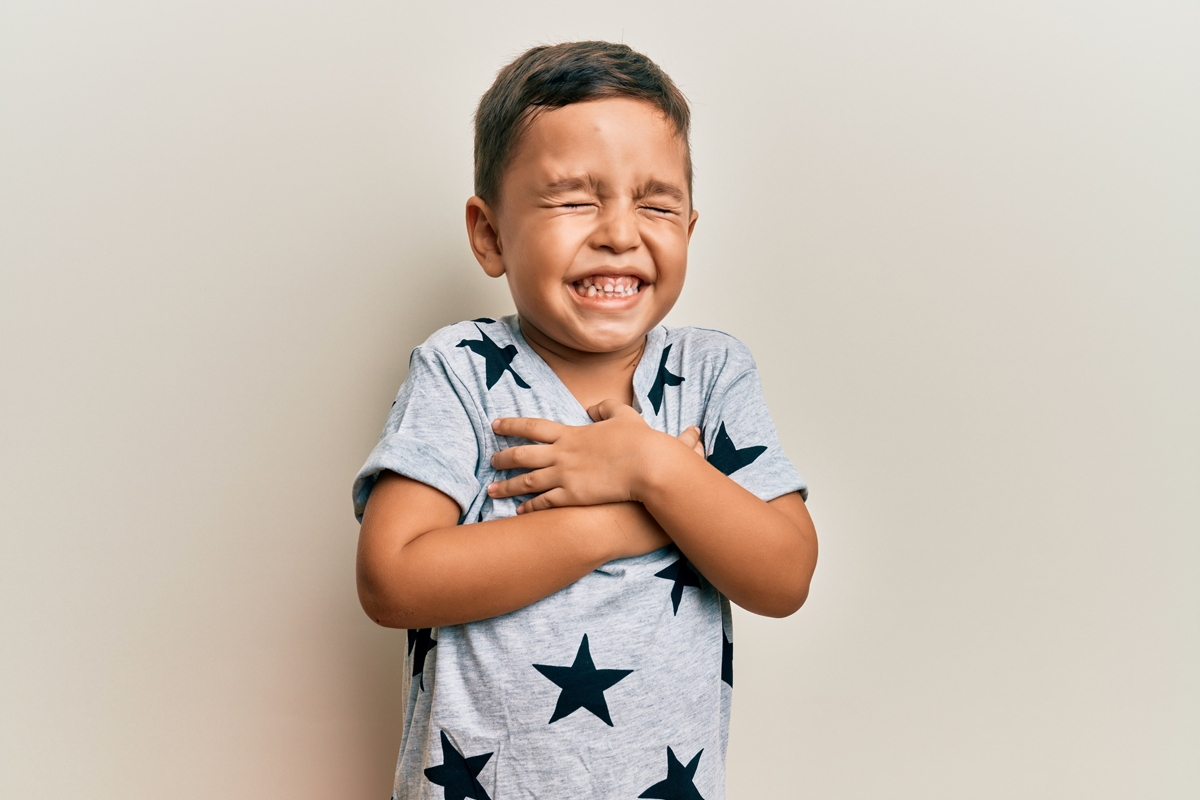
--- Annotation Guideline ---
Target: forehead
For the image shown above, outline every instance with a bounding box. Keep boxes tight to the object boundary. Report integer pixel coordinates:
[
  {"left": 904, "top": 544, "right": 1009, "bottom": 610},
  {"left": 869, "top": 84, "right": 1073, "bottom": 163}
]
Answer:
[{"left": 502, "top": 97, "right": 688, "bottom": 196}]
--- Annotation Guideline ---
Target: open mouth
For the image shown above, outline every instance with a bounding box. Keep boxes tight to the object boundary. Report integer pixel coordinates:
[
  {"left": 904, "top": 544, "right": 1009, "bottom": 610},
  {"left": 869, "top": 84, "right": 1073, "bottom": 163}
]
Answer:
[{"left": 572, "top": 275, "right": 643, "bottom": 298}]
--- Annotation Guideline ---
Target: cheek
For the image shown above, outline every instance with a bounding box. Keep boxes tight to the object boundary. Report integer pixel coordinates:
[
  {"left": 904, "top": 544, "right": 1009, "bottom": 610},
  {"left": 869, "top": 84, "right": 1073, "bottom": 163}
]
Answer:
[
  {"left": 515, "top": 217, "right": 568, "bottom": 255},
  {"left": 504, "top": 245, "right": 571, "bottom": 309},
  {"left": 644, "top": 228, "right": 690, "bottom": 275},
  {"left": 519, "top": 230, "right": 584, "bottom": 282}
]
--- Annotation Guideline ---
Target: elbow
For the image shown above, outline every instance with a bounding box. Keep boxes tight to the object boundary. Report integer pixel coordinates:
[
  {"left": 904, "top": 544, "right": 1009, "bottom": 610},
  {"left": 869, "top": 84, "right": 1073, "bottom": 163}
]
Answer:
[
  {"left": 764, "top": 519, "right": 817, "bottom": 618},
  {"left": 745, "top": 545, "right": 816, "bottom": 618},
  {"left": 359, "top": 589, "right": 417, "bottom": 629},
  {"left": 356, "top": 562, "right": 410, "bottom": 629},
  {"left": 732, "top": 571, "right": 810, "bottom": 618},
  {"left": 756, "top": 582, "right": 810, "bottom": 619},
  {"left": 780, "top": 584, "right": 811, "bottom": 617},
  {"left": 357, "top": 584, "right": 398, "bottom": 628},
  {"left": 357, "top": 547, "right": 445, "bottom": 629}
]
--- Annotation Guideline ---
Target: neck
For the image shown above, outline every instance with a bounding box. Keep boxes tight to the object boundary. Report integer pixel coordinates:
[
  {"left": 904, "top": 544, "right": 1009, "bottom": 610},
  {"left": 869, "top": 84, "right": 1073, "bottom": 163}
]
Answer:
[{"left": 518, "top": 316, "right": 647, "bottom": 409}]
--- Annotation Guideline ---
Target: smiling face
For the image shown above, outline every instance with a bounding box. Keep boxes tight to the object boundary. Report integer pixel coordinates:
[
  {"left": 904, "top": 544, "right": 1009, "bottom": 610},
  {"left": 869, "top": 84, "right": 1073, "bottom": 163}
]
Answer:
[{"left": 466, "top": 97, "right": 698, "bottom": 359}]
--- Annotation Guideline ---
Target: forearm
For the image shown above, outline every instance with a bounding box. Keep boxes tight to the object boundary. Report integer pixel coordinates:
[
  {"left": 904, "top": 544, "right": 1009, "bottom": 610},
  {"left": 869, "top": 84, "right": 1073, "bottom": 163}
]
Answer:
[
  {"left": 358, "top": 500, "right": 659, "bottom": 629},
  {"left": 639, "top": 437, "right": 817, "bottom": 617}
]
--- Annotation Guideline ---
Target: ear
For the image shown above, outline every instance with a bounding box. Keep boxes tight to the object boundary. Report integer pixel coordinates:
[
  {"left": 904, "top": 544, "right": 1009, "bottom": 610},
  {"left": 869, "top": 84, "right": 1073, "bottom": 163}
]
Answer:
[
  {"left": 466, "top": 197, "right": 505, "bottom": 278},
  {"left": 686, "top": 208, "right": 699, "bottom": 242}
]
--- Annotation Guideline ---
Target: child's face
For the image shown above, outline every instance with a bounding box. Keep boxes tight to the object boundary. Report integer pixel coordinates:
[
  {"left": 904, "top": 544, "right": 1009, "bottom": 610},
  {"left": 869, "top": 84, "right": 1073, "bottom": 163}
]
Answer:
[{"left": 468, "top": 97, "right": 698, "bottom": 356}]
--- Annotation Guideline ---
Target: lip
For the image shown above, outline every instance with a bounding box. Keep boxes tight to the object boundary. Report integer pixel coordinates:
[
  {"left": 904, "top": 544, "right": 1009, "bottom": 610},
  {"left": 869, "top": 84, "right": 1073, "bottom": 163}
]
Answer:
[
  {"left": 565, "top": 279, "right": 647, "bottom": 309},
  {"left": 568, "top": 268, "right": 651, "bottom": 284}
]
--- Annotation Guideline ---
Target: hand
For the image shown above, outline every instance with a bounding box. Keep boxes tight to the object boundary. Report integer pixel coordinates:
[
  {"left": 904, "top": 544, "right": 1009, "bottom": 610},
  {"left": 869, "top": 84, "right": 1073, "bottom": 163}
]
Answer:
[{"left": 489, "top": 400, "right": 688, "bottom": 514}]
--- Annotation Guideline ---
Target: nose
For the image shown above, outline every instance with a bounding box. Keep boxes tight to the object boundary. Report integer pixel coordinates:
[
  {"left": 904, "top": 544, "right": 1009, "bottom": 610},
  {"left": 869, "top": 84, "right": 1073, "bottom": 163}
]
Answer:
[{"left": 591, "top": 202, "right": 641, "bottom": 254}]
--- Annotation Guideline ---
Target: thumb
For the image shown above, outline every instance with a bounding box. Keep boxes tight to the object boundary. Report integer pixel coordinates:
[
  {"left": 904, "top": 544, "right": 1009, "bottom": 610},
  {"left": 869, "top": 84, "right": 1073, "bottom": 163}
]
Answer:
[
  {"left": 677, "top": 426, "right": 704, "bottom": 456},
  {"left": 587, "top": 398, "right": 627, "bottom": 423}
]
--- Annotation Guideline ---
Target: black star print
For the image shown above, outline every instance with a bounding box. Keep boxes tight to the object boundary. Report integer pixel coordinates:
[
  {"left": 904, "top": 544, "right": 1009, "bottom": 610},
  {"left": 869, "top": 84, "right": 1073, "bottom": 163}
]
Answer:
[
  {"left": 654, "top": 556, "right": 701, "bottom": 616},
  {"left": 407, "top": 627, "right": 436, "bottom": 691},
  {"left": 721, "top": 630, "right": 733, "bottom": 687},
  {"left": 639, "top": 747, "right": 706, "bottom": 800},
  {"left": 705, "top": 421, "right": 767, "bottom": 476},
  {"left": 456, "top": 325, "right": 531, "bottom": 390},
  {"left": 471, "top": 317, "right": 496, "bottom": 323},
  {"left": 647, "top": 343, "right": 685, "bottom": 414},
  {"left": 532, "top": 634, "right": 633, "bottom": 726},
  {"left": 424, "top": 730, "right": 493, "bottom": 800}
]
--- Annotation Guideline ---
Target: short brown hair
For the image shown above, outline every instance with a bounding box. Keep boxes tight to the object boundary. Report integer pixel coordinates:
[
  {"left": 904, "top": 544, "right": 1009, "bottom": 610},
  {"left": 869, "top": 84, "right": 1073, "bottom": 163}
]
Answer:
[{"left": 473, "top": 41, "right": 692, "bottom": 206}]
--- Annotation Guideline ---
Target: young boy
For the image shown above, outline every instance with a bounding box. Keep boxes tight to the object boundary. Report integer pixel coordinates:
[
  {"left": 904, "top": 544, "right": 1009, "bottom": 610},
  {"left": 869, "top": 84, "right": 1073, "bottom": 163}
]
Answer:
[{"left": 353, "top": 41, "right": 817, "bottom": 799}]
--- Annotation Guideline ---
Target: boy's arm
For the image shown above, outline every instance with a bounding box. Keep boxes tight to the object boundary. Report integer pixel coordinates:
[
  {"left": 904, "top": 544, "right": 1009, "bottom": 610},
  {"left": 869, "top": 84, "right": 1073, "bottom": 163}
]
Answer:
[
  {"left": 489, "top": 402, "right": 818, "bottom": 618},
  {"left": 638, "top": 447, "right": 816, "bottom": 618},
  {"left": 356, "top": 470, "right": 670, "bottom": 629}
]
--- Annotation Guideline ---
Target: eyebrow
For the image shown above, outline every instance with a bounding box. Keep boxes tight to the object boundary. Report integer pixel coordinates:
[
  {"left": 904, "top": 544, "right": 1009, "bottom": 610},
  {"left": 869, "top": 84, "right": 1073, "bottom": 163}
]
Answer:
[
  {"left": 543, "top": 175, "right": 686, "bottom": 205},
  {"left": 543, "top": 176, "right": 601, "bottom": 195},
  {"left": 633, "top": 180, "right": 686, "bottom": 205}
]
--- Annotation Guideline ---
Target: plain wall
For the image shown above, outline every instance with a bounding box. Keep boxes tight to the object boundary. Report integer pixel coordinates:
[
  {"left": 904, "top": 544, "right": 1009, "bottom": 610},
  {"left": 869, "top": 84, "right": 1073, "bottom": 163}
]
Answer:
[{"left": 1, "top": 1, "right": 1196, "bottom": 797}]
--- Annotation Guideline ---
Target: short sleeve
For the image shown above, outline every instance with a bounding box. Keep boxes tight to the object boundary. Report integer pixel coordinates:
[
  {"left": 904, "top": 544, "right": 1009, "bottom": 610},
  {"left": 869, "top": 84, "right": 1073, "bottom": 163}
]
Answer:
[
  {"left": 702, "top": 366, "right": 808, "bottom": 502},
  {"left": 351, "top": 347, "right": 483, "bottom": 521}
]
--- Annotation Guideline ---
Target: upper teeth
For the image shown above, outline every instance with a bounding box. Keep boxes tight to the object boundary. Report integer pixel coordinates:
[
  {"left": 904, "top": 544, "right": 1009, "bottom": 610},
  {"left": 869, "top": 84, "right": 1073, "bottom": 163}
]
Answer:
[{"left": 577, "top": 277, "right": 641, "bottom": 297}]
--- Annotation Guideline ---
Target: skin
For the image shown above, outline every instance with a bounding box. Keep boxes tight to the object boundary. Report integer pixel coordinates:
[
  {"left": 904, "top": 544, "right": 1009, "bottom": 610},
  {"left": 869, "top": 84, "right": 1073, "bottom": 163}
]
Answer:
[{"left": 357, "top": 97, "right": 817, "bottom": 628}]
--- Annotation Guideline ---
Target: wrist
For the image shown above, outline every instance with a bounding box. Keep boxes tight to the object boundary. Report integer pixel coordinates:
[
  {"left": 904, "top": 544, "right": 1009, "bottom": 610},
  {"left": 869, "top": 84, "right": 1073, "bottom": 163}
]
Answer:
[
  {"left": 551, "top": 503, "right": 645, "bottom": 566},
  {"left": 597, "top": 501, "right": 670, "bottom": 561},
  {"left": 631, "top": 430, "right": 689, "bottom": 505}
]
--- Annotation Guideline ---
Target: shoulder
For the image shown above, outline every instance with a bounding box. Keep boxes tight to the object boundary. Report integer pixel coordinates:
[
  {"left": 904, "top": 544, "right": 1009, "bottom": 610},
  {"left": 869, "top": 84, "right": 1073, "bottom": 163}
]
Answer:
[
  {"left": 660, "top": 325, "right": 758, "bottom": 375},
  {"left": 402, "top": 316, "right": 530, "bottom": 404},
  {"left": 411, "top": 317, "right": 508, "bottom": 359},
  {"left": 405, "top": 317, "right": 523, "bottom": 380}
]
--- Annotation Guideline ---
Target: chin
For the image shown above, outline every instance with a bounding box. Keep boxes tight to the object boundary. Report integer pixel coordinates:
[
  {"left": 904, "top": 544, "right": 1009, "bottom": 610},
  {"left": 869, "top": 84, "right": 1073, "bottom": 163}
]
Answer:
[
  {"left": 571, "top": 322, "right": 651, "bottom": 354},
  {"left": 520, "top": 301, "right": 660, "bottom": 355}
]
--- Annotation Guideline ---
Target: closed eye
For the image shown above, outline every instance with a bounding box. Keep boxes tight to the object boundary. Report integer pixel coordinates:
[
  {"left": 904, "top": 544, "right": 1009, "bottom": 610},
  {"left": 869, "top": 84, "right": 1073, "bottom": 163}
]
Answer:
[{"left": 642, "top": 206, "right": 675, "bottom": 215}]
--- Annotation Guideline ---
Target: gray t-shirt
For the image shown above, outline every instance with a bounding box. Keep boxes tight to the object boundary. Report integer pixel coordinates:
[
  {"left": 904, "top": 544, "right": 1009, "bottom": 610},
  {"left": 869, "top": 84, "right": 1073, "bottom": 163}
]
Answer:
[{"left": 354, "top": 315, "right": 806, "bottom": 800}]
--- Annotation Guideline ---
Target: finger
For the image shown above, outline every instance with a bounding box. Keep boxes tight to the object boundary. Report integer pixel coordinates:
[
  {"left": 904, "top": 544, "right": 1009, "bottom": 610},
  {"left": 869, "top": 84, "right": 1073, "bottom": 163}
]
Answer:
[
  {"left": 676, "top": 425, "right": 701, "bottom": 449},
  {"left": 491, "top": 416, "right": 565, "bottom": 443},
  {"left": 677, "top": 426, "right": 705, "bottom": 457},
  {"left": 517, "top": 488, "right": 571, "bottom": 514},
  {"left": 586, "top": 398, "right": 629, "bottom": 423},
  {"left": 490, "top": 443, "right": 555, "bottom": 471},
  {"left": 487, "top": 467, "right": 559, "bottom": 499}
]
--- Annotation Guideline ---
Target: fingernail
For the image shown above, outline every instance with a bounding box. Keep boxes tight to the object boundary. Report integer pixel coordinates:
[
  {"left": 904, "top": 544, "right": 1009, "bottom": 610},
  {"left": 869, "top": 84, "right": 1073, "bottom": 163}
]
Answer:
[{"left": 488, "top": 482, "right": 497, "bottom": 495}]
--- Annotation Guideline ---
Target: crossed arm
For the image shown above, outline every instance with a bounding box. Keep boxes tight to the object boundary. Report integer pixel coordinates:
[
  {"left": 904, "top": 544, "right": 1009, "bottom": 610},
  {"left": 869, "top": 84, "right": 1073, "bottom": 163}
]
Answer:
[{"left": 357, "top": 400, "right": 817, "bottom": 629}]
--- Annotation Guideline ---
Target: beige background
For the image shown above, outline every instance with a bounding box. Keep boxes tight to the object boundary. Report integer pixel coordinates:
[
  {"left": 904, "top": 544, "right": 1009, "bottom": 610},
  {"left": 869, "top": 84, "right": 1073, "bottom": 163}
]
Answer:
[{"left": 2, "top": 1, "right": 1196, "bottom": 797}]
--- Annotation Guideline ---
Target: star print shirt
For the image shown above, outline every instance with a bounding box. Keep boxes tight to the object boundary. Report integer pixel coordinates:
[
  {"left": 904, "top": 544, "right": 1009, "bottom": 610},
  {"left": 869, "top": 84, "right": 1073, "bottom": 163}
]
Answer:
[{"left": 353, "top": 315, "right": 806, "bottom": 800}]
